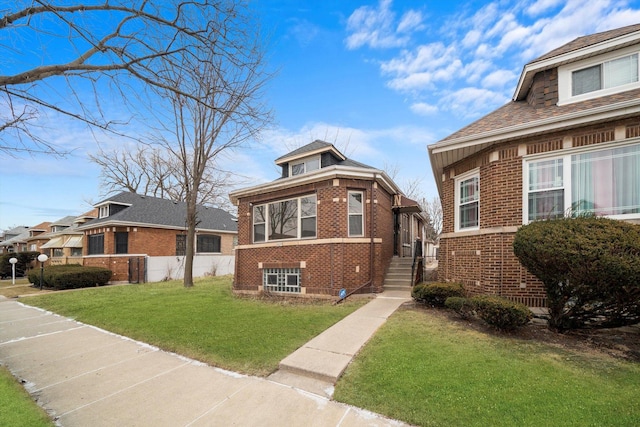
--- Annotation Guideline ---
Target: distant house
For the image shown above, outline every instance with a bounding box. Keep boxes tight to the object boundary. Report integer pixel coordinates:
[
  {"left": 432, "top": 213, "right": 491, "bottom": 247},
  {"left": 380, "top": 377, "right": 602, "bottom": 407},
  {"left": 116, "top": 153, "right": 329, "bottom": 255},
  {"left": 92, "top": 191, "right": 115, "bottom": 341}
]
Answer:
[
  {"left": 0, "top": 226, "right": 30, "bottom": 254},
  {"left": 428, "top": 24, "right": 640, "bottom": 307},
  {"left": 36, "top": 213, "right": 97, "bottom": 265},
  {"left": 77, "top": 191, "right": 238, "bottom": 283},
  {"left": 229, "top": 140, "right": 425, "bottom": 297}
]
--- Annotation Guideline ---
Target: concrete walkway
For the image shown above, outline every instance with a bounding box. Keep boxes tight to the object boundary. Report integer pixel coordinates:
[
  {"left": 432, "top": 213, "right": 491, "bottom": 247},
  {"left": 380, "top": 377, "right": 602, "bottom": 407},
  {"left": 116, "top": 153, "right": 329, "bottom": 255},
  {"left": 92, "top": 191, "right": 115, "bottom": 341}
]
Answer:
[{"left": 0, "top": 290, "right": 411, "bottom": 427}]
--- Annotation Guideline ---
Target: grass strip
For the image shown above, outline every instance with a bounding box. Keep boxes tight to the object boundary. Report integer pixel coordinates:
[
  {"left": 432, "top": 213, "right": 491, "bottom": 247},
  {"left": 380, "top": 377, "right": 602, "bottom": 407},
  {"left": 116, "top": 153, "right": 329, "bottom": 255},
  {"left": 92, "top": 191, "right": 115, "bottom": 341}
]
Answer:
[
  {"left": 334, "top": 308, "right": 640, "bottom": 427},
  {"left": 22, "top": 275, "right": 365, "bottom": 376},
  {"left": 0, "top": 366, "right": 53, "bottom": 427}
]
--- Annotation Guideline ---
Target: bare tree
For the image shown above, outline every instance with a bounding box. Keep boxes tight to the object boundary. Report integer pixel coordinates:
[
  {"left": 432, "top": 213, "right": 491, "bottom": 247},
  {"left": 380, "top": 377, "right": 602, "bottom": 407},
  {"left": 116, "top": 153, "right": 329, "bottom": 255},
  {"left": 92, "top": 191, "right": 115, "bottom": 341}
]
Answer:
[
  {"left": 89, "top": 145, "right": 235, "bottom": 210},
  {"left": 1, "top": 1, "right": 249, "bottom": 156},
  {"left": 155, "top": 13, "right": 271, "bottom": 287},
  {"left": 422, "top": 196, "right": 442, "bottom": 241}
]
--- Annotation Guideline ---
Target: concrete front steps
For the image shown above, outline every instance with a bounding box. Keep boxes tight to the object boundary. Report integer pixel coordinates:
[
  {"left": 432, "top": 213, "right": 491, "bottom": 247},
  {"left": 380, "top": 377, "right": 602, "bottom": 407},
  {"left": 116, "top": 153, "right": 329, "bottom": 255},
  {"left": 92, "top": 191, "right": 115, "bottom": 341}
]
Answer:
[{"left": 384, "top": 256, "right": 414, "bottom": 292}]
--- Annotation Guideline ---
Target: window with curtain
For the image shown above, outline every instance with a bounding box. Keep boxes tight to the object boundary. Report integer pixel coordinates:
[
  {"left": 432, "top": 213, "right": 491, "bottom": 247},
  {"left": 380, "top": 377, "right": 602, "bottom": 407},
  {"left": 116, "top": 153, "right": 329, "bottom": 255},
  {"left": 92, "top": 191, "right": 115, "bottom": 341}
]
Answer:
[
  {"left": 572, "top": 144, "right": 640, "bottom": 216},
  {"left": 525, "top": 143, "right": 640, "bottom": 222}
]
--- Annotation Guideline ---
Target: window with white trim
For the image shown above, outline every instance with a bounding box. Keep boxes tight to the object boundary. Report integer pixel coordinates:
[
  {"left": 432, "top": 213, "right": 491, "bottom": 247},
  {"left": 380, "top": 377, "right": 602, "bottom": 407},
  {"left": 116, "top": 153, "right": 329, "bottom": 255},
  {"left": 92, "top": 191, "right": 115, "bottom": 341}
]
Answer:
[
  {"left": 290, "top": 156, "right": 320, "bottom": 176},
  {"left": 348, "top": 191, "right": 364, "bottom": 236},
  {"left": 253, "top": 195, "right": 317, "bottom": 243},
  {"left": 524, "top": 142, "right": 640, "bottom": 222},
  {"left": 263, "top": 268, "right": 301, "bottom": 293},
  {"left": 559, "top": 46, "right": 640, "bottom": 104},
  {"left": 455, "top": 171, "right": 479, "bottom": 231}
]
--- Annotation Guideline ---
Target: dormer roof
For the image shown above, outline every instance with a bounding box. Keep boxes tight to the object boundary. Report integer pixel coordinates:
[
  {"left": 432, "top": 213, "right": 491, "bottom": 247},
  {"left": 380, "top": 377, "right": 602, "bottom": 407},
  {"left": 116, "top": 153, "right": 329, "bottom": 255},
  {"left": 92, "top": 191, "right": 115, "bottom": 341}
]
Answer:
[
  {"left": 514, "top": 23, "right": 640, "bottom": 101},
  {"left": 275, "top": 140, "right": 346, "bottom": 166}
]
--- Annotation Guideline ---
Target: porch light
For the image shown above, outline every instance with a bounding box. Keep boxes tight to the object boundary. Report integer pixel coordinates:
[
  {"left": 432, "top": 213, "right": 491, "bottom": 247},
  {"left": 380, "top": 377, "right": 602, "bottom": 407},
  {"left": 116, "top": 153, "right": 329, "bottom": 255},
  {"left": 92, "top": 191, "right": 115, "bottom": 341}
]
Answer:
[{"left": 37, "top": 254, "right": 48, "bottom": 290}]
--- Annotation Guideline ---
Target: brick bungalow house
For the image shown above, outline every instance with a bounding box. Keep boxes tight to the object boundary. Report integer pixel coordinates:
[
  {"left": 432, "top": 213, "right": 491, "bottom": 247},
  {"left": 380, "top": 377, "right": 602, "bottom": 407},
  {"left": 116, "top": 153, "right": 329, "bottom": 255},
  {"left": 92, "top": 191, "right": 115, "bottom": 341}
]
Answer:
[
  {"left": 229, "top": 140, "right": 424, "bottom": 297},
  {"left": 428, "top": 24, "right": 640, "bottom": 307},
  {"left": 37, "top": 213, "right": 97, "bottom": 266},
  {"left": 77, "top": 191, "right": 237, "bottom": 283}
]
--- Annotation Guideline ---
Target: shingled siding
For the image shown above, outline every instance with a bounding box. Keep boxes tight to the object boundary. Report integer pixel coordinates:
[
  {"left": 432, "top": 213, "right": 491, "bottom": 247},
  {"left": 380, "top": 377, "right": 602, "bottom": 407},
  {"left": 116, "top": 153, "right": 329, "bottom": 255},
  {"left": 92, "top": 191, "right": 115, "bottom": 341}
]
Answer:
[
  {"left": 233, "top": 177, "right": 395, "bottom": 296},
  {"left": 438, "top": 117, "right": 640, "bottom": 307}
]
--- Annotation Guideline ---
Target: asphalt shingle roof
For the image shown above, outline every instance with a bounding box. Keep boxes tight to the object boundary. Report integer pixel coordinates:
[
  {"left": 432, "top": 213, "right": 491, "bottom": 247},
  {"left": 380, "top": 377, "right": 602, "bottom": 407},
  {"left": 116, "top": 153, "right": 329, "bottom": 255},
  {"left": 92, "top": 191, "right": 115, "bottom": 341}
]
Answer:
[
  {"left": 83, "top": 192, "right": 237, "bottom": 232},
  {"left": 530, "top": 23, "right": 640, "bottom": 64}
]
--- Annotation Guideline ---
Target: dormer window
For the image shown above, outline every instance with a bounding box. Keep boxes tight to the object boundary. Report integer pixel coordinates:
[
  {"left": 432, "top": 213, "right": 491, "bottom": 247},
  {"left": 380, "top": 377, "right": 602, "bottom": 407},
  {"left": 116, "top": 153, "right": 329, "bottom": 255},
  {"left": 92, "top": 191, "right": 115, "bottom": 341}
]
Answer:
[
  {"left": 559, "top": 46, "right": 640, "bottom": 105},
  {"left": 99, "top": 206, "right": 109, "bottom": 218},
  {"left": 291, "top": 156, "right": 320, "bottom": 176},
  {"left": 572, "top": 53, "right": 638, "bottom": 96}
]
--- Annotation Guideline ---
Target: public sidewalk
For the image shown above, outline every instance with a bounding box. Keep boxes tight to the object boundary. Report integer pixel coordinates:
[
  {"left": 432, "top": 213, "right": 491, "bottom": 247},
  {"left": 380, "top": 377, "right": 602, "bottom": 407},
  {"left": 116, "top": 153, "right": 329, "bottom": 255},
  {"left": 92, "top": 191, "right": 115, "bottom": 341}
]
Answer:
[{"left": 0, "top": 291, "right": 411, "bottom": 427}]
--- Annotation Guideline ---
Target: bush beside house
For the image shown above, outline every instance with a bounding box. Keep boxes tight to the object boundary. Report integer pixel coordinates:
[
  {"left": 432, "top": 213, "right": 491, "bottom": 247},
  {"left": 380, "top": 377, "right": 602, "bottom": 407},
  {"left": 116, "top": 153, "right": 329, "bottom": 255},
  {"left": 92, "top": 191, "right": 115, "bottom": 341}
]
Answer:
[
  {"left": 28, "top": 264, "right": 112, "bottom": 290},
  {"left": 513, "top": 216, "right": 640, "bottom": 332}
]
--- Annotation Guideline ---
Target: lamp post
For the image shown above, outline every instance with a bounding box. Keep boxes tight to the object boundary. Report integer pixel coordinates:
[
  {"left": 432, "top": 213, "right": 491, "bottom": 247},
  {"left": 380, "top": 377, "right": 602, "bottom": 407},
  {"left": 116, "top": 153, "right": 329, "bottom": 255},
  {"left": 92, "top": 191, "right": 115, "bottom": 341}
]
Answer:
[
  {"left": 37, "top": 254, "right": 48, "bottom": 290},
  {"left": 9, "top": 257, "right": 17, "bottom": 285}
]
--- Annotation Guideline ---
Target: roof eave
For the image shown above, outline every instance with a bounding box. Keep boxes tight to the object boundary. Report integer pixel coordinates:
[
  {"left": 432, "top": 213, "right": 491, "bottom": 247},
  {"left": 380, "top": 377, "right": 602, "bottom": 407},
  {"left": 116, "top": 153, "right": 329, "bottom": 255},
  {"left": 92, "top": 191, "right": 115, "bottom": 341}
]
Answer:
[
  {"left": 229, "top": 165, "right": 400, "bottom": 204},
  {"left": 429, "top": 100, "right": 640, "bottom": 196},
  {"left": 274, "top": 146, "right": 346, "bottom": 166}
]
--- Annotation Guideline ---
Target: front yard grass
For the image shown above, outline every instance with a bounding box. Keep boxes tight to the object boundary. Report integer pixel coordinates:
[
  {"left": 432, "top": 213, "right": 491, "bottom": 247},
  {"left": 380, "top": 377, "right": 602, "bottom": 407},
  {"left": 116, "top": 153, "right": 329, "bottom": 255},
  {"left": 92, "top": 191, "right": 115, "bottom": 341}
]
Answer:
[
  {"left": 21, "top": 275, "right": 366, "bottom": 376},
  {"left": 334, "top": 308, "right": 640, "bottom": 427},
  {"left": 0, "top": 366, "right": 53, "bottom": 427}
]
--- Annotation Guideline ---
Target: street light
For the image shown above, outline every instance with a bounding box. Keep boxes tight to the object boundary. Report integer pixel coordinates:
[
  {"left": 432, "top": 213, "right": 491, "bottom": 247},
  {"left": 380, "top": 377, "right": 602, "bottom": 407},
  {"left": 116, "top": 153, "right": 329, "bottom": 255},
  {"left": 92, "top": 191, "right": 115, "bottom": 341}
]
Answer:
[
  {"left": 9, "top": 257, "right": 17, "bottom": 285},
  {"left": 37, "top": 254, "right": 48, "bottom": 290}
]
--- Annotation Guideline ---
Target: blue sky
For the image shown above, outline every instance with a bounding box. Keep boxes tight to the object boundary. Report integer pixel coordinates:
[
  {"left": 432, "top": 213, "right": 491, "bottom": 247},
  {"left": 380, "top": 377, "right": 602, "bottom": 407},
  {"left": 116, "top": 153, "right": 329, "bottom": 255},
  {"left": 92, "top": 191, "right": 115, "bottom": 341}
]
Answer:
[{"left": 2, "top": 0, "right": 640, "bottom": 231}]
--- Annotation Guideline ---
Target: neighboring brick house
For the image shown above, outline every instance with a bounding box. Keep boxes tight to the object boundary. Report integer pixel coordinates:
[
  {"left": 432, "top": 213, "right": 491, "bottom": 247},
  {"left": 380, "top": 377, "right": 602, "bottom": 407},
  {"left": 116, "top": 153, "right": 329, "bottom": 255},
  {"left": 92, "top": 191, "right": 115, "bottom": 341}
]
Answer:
[
  {"left": 0, "top": 226, "right": 32, "bottom": 254},
  {"left": 428, "top": 24, "right": 640, "bottom": 307},
  {"left": 229, "top": 140, "right": 424, "bottom": 297},
  {"left": 37, "top": 213, "right": 97, "bottom": 266},
  {"left": 77, "top": 192, "right": 238, "bottom": 283}
]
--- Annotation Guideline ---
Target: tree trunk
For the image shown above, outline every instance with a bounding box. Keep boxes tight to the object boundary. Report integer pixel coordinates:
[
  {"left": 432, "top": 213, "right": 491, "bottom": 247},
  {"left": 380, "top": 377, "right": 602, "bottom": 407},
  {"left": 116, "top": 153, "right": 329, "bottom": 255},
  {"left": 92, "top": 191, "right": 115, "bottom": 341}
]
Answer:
[{"left": 184, "top": 195, "right": 197, "bottom": 287}]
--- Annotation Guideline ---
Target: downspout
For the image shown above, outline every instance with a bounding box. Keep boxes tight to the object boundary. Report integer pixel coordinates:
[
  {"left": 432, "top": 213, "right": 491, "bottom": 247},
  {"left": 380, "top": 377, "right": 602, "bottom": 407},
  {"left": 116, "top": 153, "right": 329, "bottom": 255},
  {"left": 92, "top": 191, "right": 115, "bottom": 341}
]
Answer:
[{"left": 370, "top": 175, "right": 375, "bottom": 293}]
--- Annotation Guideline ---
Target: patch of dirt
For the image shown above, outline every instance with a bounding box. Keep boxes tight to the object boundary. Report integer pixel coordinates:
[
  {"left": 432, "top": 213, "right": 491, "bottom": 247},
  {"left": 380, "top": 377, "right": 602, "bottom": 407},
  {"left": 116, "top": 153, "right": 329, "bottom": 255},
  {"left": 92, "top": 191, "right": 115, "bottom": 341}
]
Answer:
[{"left": 408, "top": 303, "right": 640, "bottom": 362}]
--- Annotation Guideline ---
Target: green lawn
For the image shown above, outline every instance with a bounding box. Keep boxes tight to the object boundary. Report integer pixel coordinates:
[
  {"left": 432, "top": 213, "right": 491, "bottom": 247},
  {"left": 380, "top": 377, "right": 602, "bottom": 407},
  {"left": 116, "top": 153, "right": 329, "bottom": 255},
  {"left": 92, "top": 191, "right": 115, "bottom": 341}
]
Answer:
[
  {"left": 21, "top": 275, "right": 366, "bottom": 376},
  {"left": 0, "top": 366, "right": 53, "bottom": 427},
  {"left": 333, "top": 308, "right": 640, "bottom": 427}
]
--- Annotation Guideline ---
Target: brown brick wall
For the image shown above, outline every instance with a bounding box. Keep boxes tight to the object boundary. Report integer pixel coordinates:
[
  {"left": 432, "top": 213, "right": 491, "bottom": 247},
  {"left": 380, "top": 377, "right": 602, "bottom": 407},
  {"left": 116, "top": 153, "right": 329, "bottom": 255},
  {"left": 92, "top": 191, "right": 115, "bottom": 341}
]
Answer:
[
  {"left": 234, "top": 177, "right": 396, "bottom": 296},
  {"left": 84, "top": 227, "right": 234, "bottom": 256},
  {"left": 438, "top": 117, "right": 640, "bottom": 306},
  {"left": 83, "top": 226, "right": 235, "bottom": 282},
  {"left": 526, "top": 68, "right": 558, "bottom": 108}
]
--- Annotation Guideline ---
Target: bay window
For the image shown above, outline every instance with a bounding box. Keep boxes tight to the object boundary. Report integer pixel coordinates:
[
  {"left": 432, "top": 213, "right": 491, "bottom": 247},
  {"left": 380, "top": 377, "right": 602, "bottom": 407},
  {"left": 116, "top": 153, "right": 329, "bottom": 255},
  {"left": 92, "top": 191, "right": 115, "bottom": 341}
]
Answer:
[
  {"left": 525, "top": 142, "right": 640, "bottom": 222},
  {"left": 253, "top": 194, "right": 317, "bottom": 242}
]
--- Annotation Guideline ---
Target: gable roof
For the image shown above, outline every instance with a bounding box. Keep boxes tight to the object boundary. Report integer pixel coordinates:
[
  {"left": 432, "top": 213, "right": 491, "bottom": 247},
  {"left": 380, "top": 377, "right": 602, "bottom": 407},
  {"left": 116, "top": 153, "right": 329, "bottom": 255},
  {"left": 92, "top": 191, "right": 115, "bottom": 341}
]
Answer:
[
  {"left": 79, "top": 192, "right": 237, "bottom": 233},
  {"left": 428, "top": 24, "right": 640, "bottom": 196},
  {"left": 514, "top": 23, "right": 640, "bottom": 101},
  {"left": 275, "top": 140, "right": 347, "bottom": 166},
  {"left": 230, "top": 140, "right": 398, "bottom": 204}
]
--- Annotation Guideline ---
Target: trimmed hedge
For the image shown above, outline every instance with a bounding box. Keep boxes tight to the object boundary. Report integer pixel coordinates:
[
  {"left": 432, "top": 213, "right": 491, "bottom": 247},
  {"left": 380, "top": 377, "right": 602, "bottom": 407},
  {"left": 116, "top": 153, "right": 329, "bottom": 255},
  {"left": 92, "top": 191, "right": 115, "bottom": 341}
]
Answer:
[
  {"left": 470, "top": 295, "right": 532, "bottom": 331},
  {"left": 513, "top": 216, "right": 640, "bottom": 331},
  {"left": 444, "top": 296, "right": 476, "bottom": 320},
  {"left": 28, "top": 264, "right": 112, "bottom": 290},
  {"left": 412, "top": 282, "right": 465, "bottom": 307}
]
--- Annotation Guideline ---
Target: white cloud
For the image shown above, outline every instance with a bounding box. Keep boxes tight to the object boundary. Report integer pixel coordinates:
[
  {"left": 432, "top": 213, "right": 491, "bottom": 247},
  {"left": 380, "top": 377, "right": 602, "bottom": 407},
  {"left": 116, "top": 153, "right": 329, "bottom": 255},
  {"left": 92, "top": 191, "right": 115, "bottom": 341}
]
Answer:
[
  {"left": 410, "top": 102, "right": 438, "bottom": 116},
  {"left": 344, "top": 0, "right": 423, "bottom": 49},
  {"left": 462, "top": 30, "right": 481, "bottom": 48},
  {"left": 441, "top": 87, "right": 509, "bottom": 118},
  {"left": 397, "top": 10, "right": 424, "bottom": 33},
  {"left": 482, "top": 69, "right": 518, "bottom": 89},
  {"left": 526, "top": 0, "right": 564, "bottom": 17}
]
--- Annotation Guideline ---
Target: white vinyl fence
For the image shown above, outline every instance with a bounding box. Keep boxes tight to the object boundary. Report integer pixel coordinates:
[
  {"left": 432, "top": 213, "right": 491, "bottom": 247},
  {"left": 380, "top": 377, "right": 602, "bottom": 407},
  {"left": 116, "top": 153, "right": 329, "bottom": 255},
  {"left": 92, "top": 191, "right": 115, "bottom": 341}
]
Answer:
[{"left": 146, "top": 255, "right": 235, "bottom": 282}]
